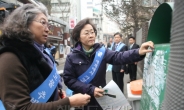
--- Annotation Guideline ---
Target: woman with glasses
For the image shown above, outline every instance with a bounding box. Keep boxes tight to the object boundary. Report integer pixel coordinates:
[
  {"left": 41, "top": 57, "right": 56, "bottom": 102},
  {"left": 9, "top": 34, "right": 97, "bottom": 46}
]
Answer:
[
  {"left": 0, "top": 4, "right": 90, "bottom": 110},
  {"left": 63, "top": 18, "right": 154, "bottom": 110}
]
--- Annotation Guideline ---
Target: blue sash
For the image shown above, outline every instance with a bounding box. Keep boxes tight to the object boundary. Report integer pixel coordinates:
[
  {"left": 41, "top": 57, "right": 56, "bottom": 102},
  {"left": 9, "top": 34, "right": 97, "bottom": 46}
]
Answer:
[
  {"left": 0, "top": 101, "right": 5, "bottom": 110},
  {"left": 30, "top": 65, "right": 60, "bottom": 103},
  {"left": 109, "top": 42, "right": 125, "bottom": 51},
  {"left": 66, "top": 46, "right": 105, "bottom": 96},
  {"left": 0, "top": 65, "right": 60, "bottom": 109},
  {"left": 106, "top": 42, "right": 125, "bottom": 72}
]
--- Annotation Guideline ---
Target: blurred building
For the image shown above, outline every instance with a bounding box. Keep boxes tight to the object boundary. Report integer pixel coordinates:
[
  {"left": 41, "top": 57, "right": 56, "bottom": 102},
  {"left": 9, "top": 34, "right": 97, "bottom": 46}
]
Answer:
[
  {"left": 81, "top": 0, "right": 120, "bottom": 45},
  {"left": 51, "top": 0, "right": 78, "bottom": 23},
  {"left": 0, "top": 0, "right": 71, "bottom": 59},
  {"left": 142, "top": 0, "right": 174, "bottom": 7},
  {"left": 50, "top": 0, "right": 120, "bottom": 46},
  {"left": 0, "top": 1, "right": 20, "bottom": 24},
  {"left": 1, "top": 0, "right": 123, "bottom": 51}
]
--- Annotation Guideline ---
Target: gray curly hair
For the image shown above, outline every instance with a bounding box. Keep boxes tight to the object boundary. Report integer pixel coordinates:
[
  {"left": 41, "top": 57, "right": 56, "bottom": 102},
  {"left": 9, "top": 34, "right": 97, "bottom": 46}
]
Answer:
[{"left": 0, "top": 3, "right": 48, "bottom": 43}]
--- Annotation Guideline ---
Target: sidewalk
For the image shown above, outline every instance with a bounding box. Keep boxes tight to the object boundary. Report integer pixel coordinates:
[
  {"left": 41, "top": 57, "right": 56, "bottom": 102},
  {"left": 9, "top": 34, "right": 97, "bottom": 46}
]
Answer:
[{"left": 56, "top": 58, "right": 66, "bottom": 76}]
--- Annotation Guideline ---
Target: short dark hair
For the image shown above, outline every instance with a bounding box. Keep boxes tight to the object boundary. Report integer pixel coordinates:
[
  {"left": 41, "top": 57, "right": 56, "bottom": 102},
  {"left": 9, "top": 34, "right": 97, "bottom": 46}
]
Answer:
[
  {"left": 129, "top": 36, "right": 135, "bottom": 40},
  {"left": 114, "top": 32, "right": 122, "bottom": 38},
  {"left": 72, "top": 18, "right": 97, "bottom": 42}
]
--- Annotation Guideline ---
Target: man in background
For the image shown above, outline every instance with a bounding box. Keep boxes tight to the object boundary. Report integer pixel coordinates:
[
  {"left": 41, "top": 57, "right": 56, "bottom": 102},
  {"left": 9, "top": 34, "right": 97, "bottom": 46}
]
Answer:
[
  {"left": 128, "top": 36, "right": 139, "bottom": 82},
  {"left": 107, "top": 37, "right": 113, "bottom": 48},
  {"left": 112, "top": 32, "right": 128, "bottom": 93}
]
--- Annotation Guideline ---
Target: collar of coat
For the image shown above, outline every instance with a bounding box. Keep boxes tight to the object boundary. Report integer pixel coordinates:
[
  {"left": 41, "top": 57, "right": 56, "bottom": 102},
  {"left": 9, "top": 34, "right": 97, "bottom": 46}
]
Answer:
[
  {"left": 1, "top": 38, "right": 42, "bottom": 60},
  {"left": 72, "top": 42, "right": 102, "bottom": 55}
]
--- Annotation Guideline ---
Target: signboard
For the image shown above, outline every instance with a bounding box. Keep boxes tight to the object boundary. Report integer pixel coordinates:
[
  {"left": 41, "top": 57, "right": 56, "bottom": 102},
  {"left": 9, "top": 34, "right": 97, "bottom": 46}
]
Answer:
[
  {"left": 140, "top": 44, "right": 170, "bottom": 110},
  {"left": 69, "top": 18, "right": 76, "bottom": 29}
]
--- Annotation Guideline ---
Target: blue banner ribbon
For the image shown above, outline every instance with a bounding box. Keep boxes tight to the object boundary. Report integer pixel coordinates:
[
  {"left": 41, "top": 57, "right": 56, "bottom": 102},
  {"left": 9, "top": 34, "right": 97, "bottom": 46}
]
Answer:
[
  {"left": 66, "top": 46, "right": 105, "bottom": 96},
  {"left": 78, "top": 46, "right": 105, "bottom": 84},
  {"left": 30, "top": 65, "right": 60, "bottom": 103},
  {"left": 0, "top": 65, "right": 60, "bottom": 109},
  {"left": 0, "top": 101, "right": 5, "bottom": 110}
]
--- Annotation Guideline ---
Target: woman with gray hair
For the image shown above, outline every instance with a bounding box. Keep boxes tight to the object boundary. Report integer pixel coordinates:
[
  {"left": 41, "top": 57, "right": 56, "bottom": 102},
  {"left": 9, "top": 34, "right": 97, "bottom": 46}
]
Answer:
[{"left": 0, "top": 4, "right": 90, "bottom": 110}]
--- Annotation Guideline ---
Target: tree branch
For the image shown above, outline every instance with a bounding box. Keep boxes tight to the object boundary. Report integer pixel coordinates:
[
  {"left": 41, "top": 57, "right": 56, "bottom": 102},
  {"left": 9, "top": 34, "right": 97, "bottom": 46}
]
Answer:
[
  {"left": 102, "top": 0, "right": 155, "bottom": 36},
  {"left": 155, "top": 0, "right": 161, "bottom": 5}
]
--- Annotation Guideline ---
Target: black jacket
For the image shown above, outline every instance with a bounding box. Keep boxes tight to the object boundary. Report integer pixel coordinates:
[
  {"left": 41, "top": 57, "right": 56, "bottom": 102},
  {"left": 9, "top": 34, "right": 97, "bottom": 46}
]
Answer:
[
  {"left": 112, "top": 43, "right": 128, "bottom": 72},
  {"left": 129, "top": 43, "right": 140, "bottom": 65},
  {"left": 129, "top": 43, "right": 139, "bottom": 50},
  {"left": 0, "top": 39, "right": 57, "bottom": 102}
]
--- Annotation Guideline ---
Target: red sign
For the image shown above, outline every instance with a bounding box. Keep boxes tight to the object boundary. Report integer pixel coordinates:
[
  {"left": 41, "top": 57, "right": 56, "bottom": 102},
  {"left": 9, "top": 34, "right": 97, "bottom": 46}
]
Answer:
[{"left": 69, "top": 18, "right": 76, "bottom": 29}]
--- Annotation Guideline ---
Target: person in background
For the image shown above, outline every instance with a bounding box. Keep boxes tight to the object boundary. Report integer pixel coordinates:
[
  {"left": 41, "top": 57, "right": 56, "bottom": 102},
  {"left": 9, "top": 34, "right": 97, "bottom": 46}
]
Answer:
[
  {"left": 63, "top": 18, "right": 154, "bottom": 110},
  {"left": 70, "top": 44, "right": 74, "bottom": 52},
  {"left": 111, "top": 32, "right": 128, "bottom": 93},
  {"left": 107, "top": 37, "right": 113, "bottom": 48},
  {"left": 50, "top": 43, "right": 59, "bottom": 66},
  {"left": 65, "top": 44, "right": 71, "bottom": 55},
  {"left": 0, "top": 4, "right": 90, "bottom": 110},
  {"left": 128, "top": 36, "right": 140, "bottom": 82}
]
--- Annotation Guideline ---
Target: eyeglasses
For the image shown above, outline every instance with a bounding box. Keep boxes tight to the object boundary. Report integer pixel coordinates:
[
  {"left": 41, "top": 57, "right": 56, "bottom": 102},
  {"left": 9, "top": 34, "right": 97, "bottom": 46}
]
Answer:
[
  {"left": 83, "top": 31, "right": 96, "bottom": 36},
  {"left": 33, "top": 19, "right": 50, "bottom": 28}
]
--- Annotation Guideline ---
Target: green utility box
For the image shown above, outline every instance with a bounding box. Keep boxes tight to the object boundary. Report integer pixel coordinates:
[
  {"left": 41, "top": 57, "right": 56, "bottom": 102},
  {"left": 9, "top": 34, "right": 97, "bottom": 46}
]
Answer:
[{"left": 140, "top": 2, "right": 174, "bottom": 110}]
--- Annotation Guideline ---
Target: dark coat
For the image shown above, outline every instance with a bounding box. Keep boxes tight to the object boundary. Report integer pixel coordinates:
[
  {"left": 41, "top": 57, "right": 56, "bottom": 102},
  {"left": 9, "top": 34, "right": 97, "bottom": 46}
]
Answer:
[
  {"left": 0, "top": 39, "right": 59, "bottom": 101},
  {"left": 0, "top": 39, "right": 70, "bottom": 110},
  {"left": 63, "top": 42, "right": 145, "bottom": 107},
  {"left": 112, "top": 43, "right": 128, "bottom": 72},
  {"left": 129, "top": 43, "right": 140, "bottom": 65},
  {"left": 129, "top": 43, "right": 139, "bottom": 50},
  {"left": 107, "top": 42, "right": 111, "bottom": 48}
]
